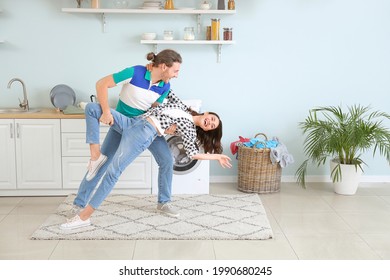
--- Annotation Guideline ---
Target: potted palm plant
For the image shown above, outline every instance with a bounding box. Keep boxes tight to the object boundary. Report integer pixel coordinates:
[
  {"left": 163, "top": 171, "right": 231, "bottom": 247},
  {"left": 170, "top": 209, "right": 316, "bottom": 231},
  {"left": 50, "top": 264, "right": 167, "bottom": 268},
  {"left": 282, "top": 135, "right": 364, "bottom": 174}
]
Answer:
[{"left": 296, "top": 104, "right": 390, "bottom": 195}]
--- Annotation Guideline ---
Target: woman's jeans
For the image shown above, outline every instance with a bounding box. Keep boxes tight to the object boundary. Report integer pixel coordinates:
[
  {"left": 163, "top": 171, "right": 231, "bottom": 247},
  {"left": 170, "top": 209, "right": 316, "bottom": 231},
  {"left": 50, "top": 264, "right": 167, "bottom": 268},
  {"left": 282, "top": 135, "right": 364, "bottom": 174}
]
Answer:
[{"left": 73, "top": 103, "right": 173, "bottom": 209}]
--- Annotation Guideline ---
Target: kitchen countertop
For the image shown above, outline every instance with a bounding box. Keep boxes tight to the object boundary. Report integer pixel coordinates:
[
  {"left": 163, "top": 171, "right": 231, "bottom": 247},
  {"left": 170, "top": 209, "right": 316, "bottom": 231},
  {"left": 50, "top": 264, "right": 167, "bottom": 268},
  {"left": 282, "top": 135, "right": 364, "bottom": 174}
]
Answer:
[{"left": 0, "top": 108, "right": 85, "bottom": 119}]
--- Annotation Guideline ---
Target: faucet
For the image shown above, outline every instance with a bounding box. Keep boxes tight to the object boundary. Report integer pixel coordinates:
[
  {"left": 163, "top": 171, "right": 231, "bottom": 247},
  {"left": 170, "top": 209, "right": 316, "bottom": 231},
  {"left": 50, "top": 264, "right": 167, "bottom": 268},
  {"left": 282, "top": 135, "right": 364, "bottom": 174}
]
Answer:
[{"left": 7, "top": 78, "right": 29, "bottom": 111}]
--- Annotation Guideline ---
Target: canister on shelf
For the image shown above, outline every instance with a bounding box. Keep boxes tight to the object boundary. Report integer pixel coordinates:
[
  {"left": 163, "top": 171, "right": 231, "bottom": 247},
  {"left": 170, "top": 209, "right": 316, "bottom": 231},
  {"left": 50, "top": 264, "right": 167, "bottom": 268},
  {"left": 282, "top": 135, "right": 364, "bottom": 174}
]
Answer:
[
  {"left": 184, "top": 27, "right": 195, "bottom": 40},
  {"left": 206, "top": 26, "right": 211, "bottom": 40},
  {"left": 91, "top": 0, "right": 100, "bottom": 8},
  {"left": 228, "top": 0, "right": 235, "bottom": 10},
  {"left": 164, "top": 0, "right": 174, "bottom": 10},
  {"left": 164, "top": 30, "right": 174, "bottom": 40},
  {"left": 211, "top": 18, "right": 220, "bottom": 40},
  {"left": 223, "top": 28, "right": 233, "bottom": 40},
  {"left": 217, "top": 0, "right": 225, "bottom": 10}
]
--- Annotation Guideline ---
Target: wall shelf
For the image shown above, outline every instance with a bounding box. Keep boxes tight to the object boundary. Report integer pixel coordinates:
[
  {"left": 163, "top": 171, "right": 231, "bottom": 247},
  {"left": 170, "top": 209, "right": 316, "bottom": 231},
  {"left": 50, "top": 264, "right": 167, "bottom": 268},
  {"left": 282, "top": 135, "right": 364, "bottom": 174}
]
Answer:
[
  {"left": 62, "top": 8, "right": 235, "bottom": 33},
  {"left": 61, "top": 8, "right": 236, "bottom": 15},
  {"left": 141, "top": 40, "right": 236, "bottom": 62},
  {"left": 61, "top": 7, "right": 236, "bottom": 63}
]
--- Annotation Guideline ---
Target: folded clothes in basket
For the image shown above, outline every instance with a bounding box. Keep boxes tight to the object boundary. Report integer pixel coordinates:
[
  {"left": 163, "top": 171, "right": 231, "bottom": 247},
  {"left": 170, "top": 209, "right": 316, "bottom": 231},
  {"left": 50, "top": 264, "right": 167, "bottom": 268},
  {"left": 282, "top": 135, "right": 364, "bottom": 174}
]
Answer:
[
  {"left": 243, "top": 138, "right": 279, "bottom": 149},
  {"left": 269, "top": 137, "right": 294, "bottom": 168},
  {"left": 230, "top": 136, "right": 250, "bottom": 155},
  {"left": 230, "top": 135, "right": 294, "bottom": 168}
]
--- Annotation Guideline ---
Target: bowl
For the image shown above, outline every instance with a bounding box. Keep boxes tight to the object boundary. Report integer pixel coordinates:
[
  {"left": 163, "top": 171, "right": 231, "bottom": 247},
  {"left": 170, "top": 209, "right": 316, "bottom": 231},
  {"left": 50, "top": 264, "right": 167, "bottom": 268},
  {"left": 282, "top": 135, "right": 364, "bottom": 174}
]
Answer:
[{"left": 142, "top": 32, "right": 157, "bottom": 40}]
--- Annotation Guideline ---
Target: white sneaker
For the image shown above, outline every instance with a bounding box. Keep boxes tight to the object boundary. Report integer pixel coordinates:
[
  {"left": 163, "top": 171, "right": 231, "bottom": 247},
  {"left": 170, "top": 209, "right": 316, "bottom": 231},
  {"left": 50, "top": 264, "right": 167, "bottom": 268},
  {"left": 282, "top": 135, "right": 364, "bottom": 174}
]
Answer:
[
  {"left": 86, "top": 154, "right": 107, "bottom": 181},
  {"left": 66, "top": 205, "right": 84, "bottom": 219},
  {"left": 60, "top": 215, "right": 91, "bottom": 230},
  {"left": 157, "top": 203, "right": 180, "bottom": 218}
]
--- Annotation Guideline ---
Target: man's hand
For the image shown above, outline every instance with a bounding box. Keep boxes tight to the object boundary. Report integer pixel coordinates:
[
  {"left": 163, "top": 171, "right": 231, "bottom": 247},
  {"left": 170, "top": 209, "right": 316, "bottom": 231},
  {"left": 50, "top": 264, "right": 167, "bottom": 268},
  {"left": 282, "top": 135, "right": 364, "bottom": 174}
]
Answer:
[
  {"left": 151, "top": 101, "right": 160, "bottom": 107},
  {"left": 99, "top": 111, "right": 114, "bottom": 126},
  {"left": 165, "top": 124, "right": 177, "bottom": 135}
]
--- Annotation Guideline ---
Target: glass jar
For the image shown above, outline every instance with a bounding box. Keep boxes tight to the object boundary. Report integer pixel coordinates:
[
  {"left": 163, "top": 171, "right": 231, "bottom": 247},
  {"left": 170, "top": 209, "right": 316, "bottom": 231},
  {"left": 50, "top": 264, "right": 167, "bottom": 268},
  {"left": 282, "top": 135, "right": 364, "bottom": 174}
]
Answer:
[
  {"left": 184, "top": 27, "right": 195, "bottom": 40},
  {"left": 223, "top": 28, "right": 233, "bottom": 40},
  {"left": 228, "top": 0, "right": 235, "bottom": 10},
  {"left": 91, "top": 0, "right": 100, "bottom": 8},
  {"left": 205, "top": 26, "right": 211, "bottom": 40},
  {"left": 113, "top": 0, "right": 129, "bottom": 8},
  {"left": 164, "top": 30, "right": 174, "bottom": 40},
  {"left": 164, "top": 0, "right": 174, "bottom": 10},
  {"left": 211, "top": 18, "right": 220, "bottom": 40}
]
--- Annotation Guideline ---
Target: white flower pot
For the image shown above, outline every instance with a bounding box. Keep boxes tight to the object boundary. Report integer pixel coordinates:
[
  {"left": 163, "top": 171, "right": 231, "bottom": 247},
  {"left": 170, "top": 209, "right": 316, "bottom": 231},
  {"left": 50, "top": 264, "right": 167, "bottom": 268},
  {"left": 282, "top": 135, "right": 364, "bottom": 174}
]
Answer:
[{"left": 330, "top": 160, "right": 362, "bottom": 195}]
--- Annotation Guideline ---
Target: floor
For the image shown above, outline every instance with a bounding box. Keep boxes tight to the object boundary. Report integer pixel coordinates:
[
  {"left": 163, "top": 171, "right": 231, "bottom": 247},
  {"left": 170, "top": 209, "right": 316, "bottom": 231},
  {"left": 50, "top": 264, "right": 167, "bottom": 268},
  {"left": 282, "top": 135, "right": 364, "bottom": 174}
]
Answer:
[{"left": 1, "top": 182, "right": 390, "bottom": 260}]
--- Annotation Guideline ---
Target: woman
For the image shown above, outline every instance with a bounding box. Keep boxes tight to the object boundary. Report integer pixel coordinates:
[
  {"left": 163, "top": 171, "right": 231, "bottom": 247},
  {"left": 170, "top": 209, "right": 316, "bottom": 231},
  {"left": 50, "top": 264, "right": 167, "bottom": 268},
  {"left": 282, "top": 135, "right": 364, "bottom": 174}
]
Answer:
[
  {"left": 61, "top": 91, "right": 232, "bottom": 230},
  {"left": 70, "top": 49, "right": 182, "bottom": 220}
]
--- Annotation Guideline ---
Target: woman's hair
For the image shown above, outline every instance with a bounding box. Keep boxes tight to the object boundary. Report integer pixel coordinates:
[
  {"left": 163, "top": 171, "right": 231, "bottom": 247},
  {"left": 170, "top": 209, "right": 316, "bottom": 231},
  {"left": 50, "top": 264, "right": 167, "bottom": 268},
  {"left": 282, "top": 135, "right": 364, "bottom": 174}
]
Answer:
[
  {"left": 189, "top": 109, "right": 223, "bottom": 154},
  {"left": 146, "top": 49, "right": 182, "bottom": 67}
]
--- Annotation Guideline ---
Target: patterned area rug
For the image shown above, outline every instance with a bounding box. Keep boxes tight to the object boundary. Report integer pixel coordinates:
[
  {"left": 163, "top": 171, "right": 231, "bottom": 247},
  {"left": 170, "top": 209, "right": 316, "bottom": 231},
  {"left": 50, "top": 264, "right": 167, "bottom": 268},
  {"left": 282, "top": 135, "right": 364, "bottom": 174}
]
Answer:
[{"left": 31, "top": 194, "right": 273, "bottom": 240}]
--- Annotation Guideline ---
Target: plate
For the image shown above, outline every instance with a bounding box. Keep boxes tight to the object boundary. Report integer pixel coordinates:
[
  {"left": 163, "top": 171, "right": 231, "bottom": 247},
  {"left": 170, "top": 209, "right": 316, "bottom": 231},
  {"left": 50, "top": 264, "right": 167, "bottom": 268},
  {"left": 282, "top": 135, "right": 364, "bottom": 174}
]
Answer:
[{"left": 50, "top": 84, "right": 76, "bottom": 110}]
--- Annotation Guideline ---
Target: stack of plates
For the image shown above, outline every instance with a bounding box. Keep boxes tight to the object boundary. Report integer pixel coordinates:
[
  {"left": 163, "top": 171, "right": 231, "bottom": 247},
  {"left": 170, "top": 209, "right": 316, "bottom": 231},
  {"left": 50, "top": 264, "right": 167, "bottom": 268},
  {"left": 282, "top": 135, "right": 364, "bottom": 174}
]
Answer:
[{"left": 140, "top": 1, "right": 162, "bottom": 9}]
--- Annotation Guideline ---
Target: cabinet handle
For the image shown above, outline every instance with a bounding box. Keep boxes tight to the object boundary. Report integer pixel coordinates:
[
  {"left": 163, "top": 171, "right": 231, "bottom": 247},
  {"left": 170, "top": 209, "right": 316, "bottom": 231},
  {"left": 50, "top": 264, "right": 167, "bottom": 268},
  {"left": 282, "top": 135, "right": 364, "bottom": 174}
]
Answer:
[
  {"left": 16, "top": 123, "right": 20, "bottom": 138},
  {"left": 10, "top": 123, "right": 14, "bottom": 138}
]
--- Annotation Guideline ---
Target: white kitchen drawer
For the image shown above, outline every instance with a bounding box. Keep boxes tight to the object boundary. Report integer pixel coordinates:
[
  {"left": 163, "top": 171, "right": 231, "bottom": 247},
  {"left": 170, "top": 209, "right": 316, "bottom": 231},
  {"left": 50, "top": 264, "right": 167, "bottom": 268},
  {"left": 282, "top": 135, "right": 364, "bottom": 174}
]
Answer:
[
  {"left": 62, "top": 156, "right": 152, "bottom": 190},
  {"left": 61, "top": 119, "right": 110, "bottom": 133},
  {"left": 62, "top": 133, "right": 151, "bottom": 157},
  {"left": 62, "top": 133, "right": 107, "bottom": 156}
]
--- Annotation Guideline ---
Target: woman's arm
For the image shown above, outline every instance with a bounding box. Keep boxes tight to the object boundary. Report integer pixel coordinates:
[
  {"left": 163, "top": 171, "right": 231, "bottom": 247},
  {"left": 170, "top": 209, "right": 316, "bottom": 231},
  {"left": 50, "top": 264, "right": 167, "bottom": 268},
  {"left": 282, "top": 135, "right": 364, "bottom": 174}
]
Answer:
[
  {"left": 192, "top": 153, "right": 232, "bottom": 168},
  {"left": 165, "top": 90, "right": 189, "bottom": 109}
]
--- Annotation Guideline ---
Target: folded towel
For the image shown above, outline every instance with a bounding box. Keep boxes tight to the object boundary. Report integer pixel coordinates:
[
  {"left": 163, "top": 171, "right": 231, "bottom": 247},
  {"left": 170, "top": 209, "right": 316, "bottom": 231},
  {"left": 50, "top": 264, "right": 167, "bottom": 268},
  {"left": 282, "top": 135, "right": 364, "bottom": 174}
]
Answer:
[{"left": 62, "top": 105, "right": 85, "bottom": 115}]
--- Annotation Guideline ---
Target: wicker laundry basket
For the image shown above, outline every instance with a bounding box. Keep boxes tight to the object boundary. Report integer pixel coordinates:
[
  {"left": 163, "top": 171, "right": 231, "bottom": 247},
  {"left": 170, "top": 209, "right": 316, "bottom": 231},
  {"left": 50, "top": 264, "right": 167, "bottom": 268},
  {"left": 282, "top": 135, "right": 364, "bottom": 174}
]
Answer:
[{"left": 237, "top": 133, "right": 281, "bottom": 193}]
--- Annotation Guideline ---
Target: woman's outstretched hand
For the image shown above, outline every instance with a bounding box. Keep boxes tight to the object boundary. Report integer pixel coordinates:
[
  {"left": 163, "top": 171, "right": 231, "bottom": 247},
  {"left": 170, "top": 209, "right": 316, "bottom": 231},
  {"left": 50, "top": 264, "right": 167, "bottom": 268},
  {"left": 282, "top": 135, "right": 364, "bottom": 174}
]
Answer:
[{"left": 218, "top": 154, "right": 232, "bottom": 168}]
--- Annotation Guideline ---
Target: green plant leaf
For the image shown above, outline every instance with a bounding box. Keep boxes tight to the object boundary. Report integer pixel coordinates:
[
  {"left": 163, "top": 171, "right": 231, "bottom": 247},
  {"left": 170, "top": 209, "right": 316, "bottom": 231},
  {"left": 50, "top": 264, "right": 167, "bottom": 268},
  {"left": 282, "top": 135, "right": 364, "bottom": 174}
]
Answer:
[{"left": 296, "top": 104, "right": 390, "bottom": 188}]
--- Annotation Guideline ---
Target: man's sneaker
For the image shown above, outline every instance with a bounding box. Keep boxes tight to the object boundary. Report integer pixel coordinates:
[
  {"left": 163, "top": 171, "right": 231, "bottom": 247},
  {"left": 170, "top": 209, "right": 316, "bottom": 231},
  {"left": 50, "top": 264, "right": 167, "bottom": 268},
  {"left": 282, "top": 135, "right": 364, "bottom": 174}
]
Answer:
[
  {"left": 60, "top": 215, "right": 91, "bottom": 230},
  {"left": 157, "top": 203, "right": 180, "bottom": 218},
  {"left": 86, "top": 154, "right": 107, "bottom": 181},
  {"left": 66, "top": 205, "right": 84, "bottom": 219}
]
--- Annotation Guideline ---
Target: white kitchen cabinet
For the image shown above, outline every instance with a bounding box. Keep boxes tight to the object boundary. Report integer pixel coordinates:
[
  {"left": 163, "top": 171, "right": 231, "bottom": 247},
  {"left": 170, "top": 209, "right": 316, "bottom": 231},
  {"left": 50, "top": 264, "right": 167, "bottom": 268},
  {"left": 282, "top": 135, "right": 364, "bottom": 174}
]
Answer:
[
  {"left": 0, "top": 120, "right": 16, "bottom": 189},
  {"left": 61, "top": 119, "right": 153, "bottom": 193},
  {"left": 0, "top": 119, "right": 62, "bottom": 191}
]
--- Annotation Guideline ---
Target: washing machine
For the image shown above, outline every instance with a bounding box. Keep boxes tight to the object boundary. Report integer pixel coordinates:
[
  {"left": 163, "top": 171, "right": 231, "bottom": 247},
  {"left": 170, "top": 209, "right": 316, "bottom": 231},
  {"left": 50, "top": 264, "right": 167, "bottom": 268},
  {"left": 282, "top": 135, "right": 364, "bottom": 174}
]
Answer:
[
  {"left": 151, "top": 99, "right": 210, "bottom": 194},
  {"left": 168, "top": 135, "right": 210, "bottom": 194}
]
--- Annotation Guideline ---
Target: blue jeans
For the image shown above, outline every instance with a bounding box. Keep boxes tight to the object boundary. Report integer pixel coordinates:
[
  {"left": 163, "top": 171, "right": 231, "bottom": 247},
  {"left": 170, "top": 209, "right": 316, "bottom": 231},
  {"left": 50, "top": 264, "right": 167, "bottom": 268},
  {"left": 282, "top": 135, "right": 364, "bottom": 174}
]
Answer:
[{"left": 73, "top": 103, "right": 173, "bottom": 208}]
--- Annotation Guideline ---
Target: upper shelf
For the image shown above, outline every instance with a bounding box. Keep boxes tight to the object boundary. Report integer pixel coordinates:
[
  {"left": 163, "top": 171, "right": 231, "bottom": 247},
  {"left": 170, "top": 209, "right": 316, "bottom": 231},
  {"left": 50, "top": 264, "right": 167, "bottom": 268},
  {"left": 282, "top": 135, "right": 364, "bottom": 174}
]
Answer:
[
  {"left": 141, "top": 40, "right": 236, "bottom": 45},
  {"left": 61, "top": 8, "right": 236, "bottom": 15}
]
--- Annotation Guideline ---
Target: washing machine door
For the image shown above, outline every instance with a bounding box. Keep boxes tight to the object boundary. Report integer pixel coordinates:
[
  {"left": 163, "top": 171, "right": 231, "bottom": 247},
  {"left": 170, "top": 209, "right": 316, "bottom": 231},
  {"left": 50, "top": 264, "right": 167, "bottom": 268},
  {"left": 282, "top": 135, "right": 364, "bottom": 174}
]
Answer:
[{"left": 166, "top": 135, "right": 201, "bottom": 175}]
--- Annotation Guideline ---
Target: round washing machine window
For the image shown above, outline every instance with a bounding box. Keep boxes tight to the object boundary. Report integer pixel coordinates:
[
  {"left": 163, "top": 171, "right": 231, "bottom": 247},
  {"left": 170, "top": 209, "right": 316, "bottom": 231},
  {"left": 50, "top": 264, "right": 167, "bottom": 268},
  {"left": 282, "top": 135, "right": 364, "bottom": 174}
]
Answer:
[{"left": 166, "top": 135, "right": 201, "bottom": 175}]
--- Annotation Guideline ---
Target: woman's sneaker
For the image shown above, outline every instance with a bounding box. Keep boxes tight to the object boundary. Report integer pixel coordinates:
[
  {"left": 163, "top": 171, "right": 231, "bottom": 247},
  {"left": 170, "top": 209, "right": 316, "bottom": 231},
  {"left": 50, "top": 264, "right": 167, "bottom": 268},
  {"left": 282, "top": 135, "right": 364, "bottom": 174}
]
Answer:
[
  {"left": 86, "top": 154, "right": 107, "bottom": 181},
  {"left": 60, "top": 215, "right": 91, "bottom": 230},
  {"left": 157, "top": 203, "right": 180, "bottom": 218},
  {"left": 66, "top": 205, "right": 84, "bottom": 219}
]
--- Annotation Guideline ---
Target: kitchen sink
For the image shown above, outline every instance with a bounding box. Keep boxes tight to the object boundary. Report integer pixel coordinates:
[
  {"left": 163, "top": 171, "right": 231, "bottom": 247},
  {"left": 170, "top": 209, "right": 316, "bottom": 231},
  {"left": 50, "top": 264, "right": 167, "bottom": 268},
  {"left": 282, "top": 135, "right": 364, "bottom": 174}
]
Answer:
[{"left": 0, "top": 108, "right": 42, "bottom": 114}]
